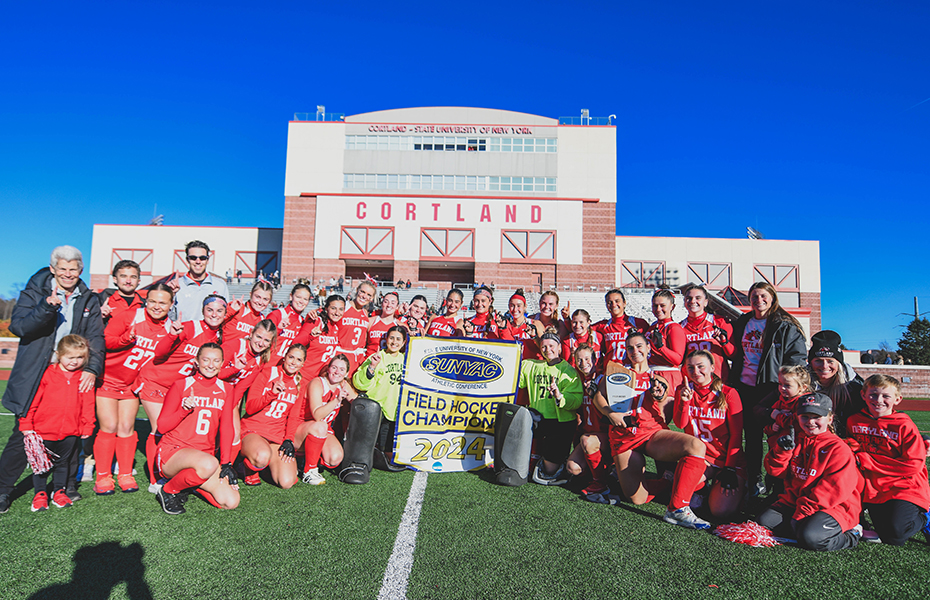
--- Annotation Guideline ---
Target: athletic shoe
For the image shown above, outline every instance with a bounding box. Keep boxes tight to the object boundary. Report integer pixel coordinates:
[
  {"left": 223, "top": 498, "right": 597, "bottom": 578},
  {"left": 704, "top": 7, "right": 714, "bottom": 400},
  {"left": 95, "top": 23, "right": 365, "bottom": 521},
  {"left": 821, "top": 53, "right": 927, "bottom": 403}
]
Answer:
[
  {"left": 244, "top": 472, "right": 262, "bottom": 486},
  {"left": 662, "top": 506, "right": 711, "bottom": 530},
  {"left": 861, "top": 528, "right": 881, "bottom": 543},
  {"left": 750, "top": 477, "right": 767, "bottom": 498},
  {"left": 531, "top": 462, "right": 568, "bottom": 486},
  {"left": 302, "top": 468, "right": 326, "bottom": 485},
  {"left": 31, "top": 492, "right": 49, "bottom": 512},
  {"left": 51, "top": 489, "right": 73, "bottom": 508},
  {"left": 0, "top": 493, "right": 11, "bottom": 514},
  {"left": 65, "top": 486, "right": 82, "bottom": 502},
  {"left": 922, "top": 510, "right": 930, "bottom": 545},
  {"left": 583, "top": 491, "right": 622, "bottom": 505},
  {"left": 156, "top": 487, "right": 185, "bottom": 515},
  {"left": 94, "top": 474, "right": 116, "bottom": 496},
  {"left": 118, "top": 474, "right": 139, "bottom": 493}
]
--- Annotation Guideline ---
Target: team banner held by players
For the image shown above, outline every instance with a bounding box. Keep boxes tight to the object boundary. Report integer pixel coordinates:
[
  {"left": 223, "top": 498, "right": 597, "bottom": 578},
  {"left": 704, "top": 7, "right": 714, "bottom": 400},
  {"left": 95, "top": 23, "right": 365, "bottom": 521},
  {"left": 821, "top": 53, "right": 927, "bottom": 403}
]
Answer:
[{"left": 393, "top": 337, "right": 522, "bottom": 473}]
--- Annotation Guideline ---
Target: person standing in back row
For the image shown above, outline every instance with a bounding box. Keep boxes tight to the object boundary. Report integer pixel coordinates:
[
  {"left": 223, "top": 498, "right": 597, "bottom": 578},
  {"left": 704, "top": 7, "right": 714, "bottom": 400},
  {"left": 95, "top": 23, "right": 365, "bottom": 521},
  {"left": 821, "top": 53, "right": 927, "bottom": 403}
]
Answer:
[
  {"left": 0, "top": 246, "right": 105, "bottom": 514},
  {"left": 168, "top": 240, "right": 229, "bottom": 322}
]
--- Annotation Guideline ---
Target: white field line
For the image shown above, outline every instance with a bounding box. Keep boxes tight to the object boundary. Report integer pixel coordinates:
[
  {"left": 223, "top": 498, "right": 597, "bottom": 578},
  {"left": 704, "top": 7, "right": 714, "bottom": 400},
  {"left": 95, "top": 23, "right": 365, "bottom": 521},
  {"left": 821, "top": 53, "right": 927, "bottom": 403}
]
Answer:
[{"left": 377, "top": 470, "right": 429, "bottom": 600}]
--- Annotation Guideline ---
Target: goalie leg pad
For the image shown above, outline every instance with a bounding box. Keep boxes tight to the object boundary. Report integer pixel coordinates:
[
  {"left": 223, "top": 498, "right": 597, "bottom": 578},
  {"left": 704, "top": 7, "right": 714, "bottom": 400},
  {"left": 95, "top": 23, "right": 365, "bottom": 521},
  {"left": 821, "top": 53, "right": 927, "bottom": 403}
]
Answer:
[
  {"left": 493, "top": 403, "right": 533, "bottom": 487},
  {"left": 338, "top": 395, "right": 381, "bottom": 484}
]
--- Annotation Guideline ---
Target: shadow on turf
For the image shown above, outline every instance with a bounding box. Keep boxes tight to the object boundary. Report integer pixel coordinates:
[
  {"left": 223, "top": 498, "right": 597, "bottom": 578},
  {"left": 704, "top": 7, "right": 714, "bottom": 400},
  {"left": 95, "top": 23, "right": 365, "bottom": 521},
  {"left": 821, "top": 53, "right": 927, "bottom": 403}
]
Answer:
[{"left": 27, "top": 541, "right": 153, "bottom": 600}]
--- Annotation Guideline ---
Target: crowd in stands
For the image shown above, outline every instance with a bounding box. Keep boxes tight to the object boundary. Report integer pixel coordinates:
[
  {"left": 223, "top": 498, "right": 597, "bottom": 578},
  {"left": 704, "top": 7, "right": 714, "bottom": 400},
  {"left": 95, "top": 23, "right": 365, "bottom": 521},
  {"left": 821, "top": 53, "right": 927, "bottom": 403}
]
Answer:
[{"left": 1, "top": 242, "right": 928, "bottom": 552}]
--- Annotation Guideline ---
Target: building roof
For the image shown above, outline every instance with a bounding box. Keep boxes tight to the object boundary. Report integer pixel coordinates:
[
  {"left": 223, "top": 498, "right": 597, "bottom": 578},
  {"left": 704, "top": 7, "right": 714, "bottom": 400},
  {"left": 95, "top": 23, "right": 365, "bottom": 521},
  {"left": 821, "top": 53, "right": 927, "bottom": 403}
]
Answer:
[{"left": 344, "top": 107, "right": 558, "bottom": 126}]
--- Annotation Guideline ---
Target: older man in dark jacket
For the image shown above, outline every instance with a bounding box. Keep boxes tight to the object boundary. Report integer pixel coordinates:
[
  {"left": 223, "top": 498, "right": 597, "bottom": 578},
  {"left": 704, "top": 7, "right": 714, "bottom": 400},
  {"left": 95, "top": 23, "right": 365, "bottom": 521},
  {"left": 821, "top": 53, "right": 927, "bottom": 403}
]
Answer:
[{"left": 0, "top": 246, "right": 104, "bottom": 513}]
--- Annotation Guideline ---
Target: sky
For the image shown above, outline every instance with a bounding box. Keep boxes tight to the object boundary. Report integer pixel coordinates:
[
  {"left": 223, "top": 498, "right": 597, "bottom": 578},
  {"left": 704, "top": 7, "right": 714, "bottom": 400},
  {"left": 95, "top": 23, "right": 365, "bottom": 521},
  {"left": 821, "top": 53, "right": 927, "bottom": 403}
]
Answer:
[{"left": 1, "top": 1, "right": 928, "bottom": 349}]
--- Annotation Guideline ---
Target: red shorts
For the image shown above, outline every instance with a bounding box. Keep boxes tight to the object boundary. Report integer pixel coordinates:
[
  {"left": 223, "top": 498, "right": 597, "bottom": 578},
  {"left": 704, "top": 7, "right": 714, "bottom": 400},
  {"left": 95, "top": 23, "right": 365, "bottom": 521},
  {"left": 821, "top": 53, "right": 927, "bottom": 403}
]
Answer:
[
  {"left": 136, "top": 381, "right": 168, "bottom": 405},
  {"left": 241, "top": 428, "right": 284, "bottom": 446},
  {"left": 608, "top": 422, "right": 665, "bottom": 456},
  {"left": 96, "top": 381, "right": 137, "bottom": 401},
  {"left": 155, "top": 442, "right": 184, "bottom": 476}
]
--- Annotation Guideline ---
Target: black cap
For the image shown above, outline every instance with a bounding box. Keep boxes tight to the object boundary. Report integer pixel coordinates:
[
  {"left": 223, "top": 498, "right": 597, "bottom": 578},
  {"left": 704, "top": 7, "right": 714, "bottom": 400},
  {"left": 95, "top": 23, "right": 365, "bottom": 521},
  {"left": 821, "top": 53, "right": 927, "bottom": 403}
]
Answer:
[
  {"left": 796, "top": 392, "right": 832, "bottom": 417},
  {"left": 809, "top": 330, "right": 844, "bottom": 365}
]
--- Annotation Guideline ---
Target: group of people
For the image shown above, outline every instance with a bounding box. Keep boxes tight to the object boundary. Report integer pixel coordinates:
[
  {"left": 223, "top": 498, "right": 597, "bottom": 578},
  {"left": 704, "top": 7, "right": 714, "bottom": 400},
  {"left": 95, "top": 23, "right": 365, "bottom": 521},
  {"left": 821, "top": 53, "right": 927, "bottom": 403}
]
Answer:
[{"left": 1, "top": 244, "right": 928, "bottom": 552}]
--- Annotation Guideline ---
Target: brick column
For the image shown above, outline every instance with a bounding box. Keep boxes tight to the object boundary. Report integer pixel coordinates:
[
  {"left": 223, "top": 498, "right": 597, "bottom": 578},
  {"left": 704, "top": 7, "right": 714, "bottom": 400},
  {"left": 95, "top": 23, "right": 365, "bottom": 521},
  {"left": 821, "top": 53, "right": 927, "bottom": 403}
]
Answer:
[{"left": 282, "top": 195, "right": 316, "bottom": 285}]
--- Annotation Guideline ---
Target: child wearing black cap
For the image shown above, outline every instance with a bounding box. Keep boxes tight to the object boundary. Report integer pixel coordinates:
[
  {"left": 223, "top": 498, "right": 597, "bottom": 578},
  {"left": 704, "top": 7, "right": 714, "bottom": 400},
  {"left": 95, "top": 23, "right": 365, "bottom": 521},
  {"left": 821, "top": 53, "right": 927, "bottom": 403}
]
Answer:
[
  {"left": 807, "top": 330, "right": 865, "bottom": 437},
  {"left": 755, "top": 391, "right": 864, "bottom": 550}
]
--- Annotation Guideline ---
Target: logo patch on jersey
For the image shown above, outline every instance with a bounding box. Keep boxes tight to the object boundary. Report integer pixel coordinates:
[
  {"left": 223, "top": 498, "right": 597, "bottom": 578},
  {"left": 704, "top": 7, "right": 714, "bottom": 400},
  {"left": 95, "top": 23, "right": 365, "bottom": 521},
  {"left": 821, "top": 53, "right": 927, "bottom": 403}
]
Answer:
[{"left": 420, "top": 353, "right": 503, "bottom": 384}]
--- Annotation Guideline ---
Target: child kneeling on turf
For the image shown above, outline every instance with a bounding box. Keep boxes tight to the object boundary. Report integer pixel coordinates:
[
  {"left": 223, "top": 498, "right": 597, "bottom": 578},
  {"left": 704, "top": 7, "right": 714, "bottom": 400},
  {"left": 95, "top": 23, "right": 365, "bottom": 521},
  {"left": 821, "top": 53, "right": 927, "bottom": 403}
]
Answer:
[
  {"left": 20, "top": 335, "right": 95, "bottom": 511},
  {"left": 756, "top": 392, "right": 863, "bottom": 551},
  {"left": 846, "top": 375, "right": 930, "bottom": 545}
]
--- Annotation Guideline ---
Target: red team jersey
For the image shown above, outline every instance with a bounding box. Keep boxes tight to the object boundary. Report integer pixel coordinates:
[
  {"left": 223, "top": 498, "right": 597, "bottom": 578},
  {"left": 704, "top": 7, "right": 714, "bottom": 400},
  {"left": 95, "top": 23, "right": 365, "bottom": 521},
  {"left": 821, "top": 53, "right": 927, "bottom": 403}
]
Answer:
[
  {"left": 366, "top": 315, "right": 395, "bottom": 357},
  {"left": 578, "top": 374, "right": 606, "bottom": 435},
  {"left": 498, "top": 319, "right": 540, "bottom": 360},
  {"left": 679, "top": 313, "right": 734, "bottom": 379},
  {"left": 218, "top": 337, "right": 265, "bottom": 403},
  {"left": 268, "top": 305, "right": 304, "bottom": 361},
  {"left": 102, "top": 291, "right": 144, "bottom": 324},
  {"left": 465, "top": 312, "right": 500, "bottom": 339},
  {"left": 139, "top": 320, "right": 221, "bottom": 396},
  {"left": 340, "top": 305, "right": 370, "bottom": 359},
  {"left": 607, "top": 370, "right": 666, "bottom": 455},
  {"left": 593, "top": 314, "right": 649, "bottom": 363},
  {"left": 673, "top": 384, "right": 745, "bottom": 469},
  {"left": 426, "top": 314, "right": 461, "bottom": 337},
  {"left": 308, "top": 377, "right": 346, "bottom": 434},
  {"left": 294, "top": 320, "right": 346, "bottom": 378},
  {"left": 102, "top": 307, "right": 172, "bottom": 392},
  {"left": 222, "top": 301, "right": 265, "bottom": 345},
  {"left": 240, "top": 366, "right": 304, "bottom": 444},
  {"left": 157, "top": 374, "right": 234, "bottom": 464},
  {"left": 562, "top": 329, "right": 602, "bottom": 367},
  {"left": 847, "top": 410, "right": 930, "bottom": 509}
]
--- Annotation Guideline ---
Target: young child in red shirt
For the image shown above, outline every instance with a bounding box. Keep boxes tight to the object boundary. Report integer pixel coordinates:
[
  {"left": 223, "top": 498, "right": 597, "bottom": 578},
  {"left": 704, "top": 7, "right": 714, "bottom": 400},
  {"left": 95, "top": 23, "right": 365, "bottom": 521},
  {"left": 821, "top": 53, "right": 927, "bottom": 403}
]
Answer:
[
  {"left": 847, "top": 374, "right": 930, "bottom": 545},
  {"left": 756, "top": 392, "right": 863, "bottom": 551},
  {"left": 20, "top": 335, "right": 95, "bottom": 511},
  {"left": 763, "top": 365, "right": 812, "bottom": 451}
]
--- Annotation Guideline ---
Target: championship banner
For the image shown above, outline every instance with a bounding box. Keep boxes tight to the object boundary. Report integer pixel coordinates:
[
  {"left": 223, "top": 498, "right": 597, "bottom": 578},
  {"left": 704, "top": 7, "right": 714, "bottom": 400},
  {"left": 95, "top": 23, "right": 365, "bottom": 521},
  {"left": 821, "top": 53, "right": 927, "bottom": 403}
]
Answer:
[{"left": 393, "top": 337, "right": 522, "bottom": 473}]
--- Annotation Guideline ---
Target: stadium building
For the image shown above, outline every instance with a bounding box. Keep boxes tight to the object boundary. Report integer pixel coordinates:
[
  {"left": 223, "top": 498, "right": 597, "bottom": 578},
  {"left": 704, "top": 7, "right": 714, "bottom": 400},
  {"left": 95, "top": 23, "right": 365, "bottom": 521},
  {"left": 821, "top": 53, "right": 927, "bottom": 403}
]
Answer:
[{"left": 89, "top": 106, "right": 821, "bottom": 333}]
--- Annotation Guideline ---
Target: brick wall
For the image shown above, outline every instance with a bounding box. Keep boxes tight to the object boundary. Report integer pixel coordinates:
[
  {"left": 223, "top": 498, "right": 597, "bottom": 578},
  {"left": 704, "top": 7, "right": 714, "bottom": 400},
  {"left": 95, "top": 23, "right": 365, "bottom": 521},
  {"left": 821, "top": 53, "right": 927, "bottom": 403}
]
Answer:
[
  {"left": 282, "top": 195, "right": 316, "bottom": 285},
  {"left": 0, "top": 338, "right": 19, "bottom": 369},
  {"left": 801, "top": 291, "right": 821, "bottom": 335},
  {"left": 555, "top": 202, "right": 616, "bottom": 288},
  {"left": 853, "top": 364, "right": 930, "bottom": 399}
]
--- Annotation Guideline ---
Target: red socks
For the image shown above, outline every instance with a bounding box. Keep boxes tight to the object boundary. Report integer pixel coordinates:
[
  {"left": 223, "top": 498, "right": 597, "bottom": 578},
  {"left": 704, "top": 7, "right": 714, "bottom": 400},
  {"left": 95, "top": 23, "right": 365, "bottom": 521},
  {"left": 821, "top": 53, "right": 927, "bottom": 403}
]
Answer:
[
  {"left": 304, "top": 434, "right": 326, "bottom": 469},
  {"left": 163, "top": 468, "right": 208, "bottom": 495},
  {"left": 242, "top": 457, "right": 262, "bottom": 473},
  {"left": 93, "top": 431, "right": 117, "bottom": 476},
  {"left": 195, "top": 488, "right": 223, "bottom": 508},
  {"left": 145, "top": 434, "right": 158, "bottom": 483},
  {"left": 229, "top": 440, "right": 241, "bottom": 464},
  {"left": 669, "top": 455, "right": 706, "bottom": 510},
  {"left": 115, "top": 432, "right": 138, "bottom": 476}
]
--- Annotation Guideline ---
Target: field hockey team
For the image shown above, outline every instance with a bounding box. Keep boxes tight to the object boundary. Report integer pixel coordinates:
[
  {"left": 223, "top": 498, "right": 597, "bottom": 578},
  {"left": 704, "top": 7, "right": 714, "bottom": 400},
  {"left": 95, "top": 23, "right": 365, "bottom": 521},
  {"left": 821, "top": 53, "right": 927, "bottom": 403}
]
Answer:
[{"left": 2, "top": 250, "right": 928, "bottom": 551}]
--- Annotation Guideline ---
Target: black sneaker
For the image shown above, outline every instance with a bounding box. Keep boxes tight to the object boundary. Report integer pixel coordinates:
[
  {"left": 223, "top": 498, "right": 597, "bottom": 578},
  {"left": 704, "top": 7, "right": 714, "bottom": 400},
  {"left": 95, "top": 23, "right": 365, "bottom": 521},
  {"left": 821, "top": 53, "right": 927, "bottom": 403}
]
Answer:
[
  {"left": 156, "top": 487, "right": 186, "bottom": 515},
  {"left": 65, "top": 486, "right": 82, "bottom": 502},
  {"left": 1, "top": 493, "right": 13, "bottom": 514}
]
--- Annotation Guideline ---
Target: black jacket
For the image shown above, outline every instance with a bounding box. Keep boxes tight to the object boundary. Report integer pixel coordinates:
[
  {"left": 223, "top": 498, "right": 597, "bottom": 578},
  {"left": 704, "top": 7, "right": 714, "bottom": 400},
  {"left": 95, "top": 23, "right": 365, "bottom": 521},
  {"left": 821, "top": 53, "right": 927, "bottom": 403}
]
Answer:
[
  {"left": 1, "top": 268, "right": 104, "bottom": 416},
  {"left": 727, "top": 311, "right": 807, "bottom": 387}
]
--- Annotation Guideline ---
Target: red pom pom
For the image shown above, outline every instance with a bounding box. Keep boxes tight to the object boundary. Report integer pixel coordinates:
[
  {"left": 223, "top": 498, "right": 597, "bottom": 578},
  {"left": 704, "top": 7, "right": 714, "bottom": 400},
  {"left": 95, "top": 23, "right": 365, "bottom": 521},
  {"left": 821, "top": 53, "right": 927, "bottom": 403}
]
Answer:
[
  {"left": 714, "top": 521, "right": 781, "bottom": 547},
  {"left": 23, "top": 431, "right": 55, "bottom": 475}
]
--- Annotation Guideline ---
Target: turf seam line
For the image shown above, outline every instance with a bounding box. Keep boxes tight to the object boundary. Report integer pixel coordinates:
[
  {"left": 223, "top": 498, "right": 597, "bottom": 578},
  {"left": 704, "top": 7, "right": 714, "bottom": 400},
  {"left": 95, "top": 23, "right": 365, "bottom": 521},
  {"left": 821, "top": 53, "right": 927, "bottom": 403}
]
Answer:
[{"left": 378, "top": 470, "right": 428, "bottom": 600}]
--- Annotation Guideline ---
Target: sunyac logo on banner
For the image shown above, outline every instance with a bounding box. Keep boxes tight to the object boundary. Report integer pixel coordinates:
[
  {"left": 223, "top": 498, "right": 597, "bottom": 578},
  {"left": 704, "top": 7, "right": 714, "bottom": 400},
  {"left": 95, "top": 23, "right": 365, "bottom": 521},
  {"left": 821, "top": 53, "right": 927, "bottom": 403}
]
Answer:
[{"left": 419, "top": 353, "right": 504, "bottom": 384}]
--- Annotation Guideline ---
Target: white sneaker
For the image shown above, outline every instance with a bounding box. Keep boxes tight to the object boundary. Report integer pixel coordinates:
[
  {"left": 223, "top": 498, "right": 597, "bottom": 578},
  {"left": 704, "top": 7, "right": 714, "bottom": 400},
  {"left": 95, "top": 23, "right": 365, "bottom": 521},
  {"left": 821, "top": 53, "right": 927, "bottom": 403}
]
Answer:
[
  {"left": 302, "top": 468, "right": 326, "bottom": 485},
  {"left": 80, "top": 457, "right": 96, "bottom": 482},
  {"left": 531, "top": 462, "right": 568, "bottom": 486},
  {"left": 663, "top": 506, "right": 711, "bottom": 530}
]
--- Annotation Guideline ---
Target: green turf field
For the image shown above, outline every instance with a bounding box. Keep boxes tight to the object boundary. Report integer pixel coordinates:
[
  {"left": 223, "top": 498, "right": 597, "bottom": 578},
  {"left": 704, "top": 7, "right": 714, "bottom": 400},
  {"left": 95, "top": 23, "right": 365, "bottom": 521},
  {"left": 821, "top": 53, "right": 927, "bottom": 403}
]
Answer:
[{"left": 0, "top": 402, "right": 927, "bottom": 599}]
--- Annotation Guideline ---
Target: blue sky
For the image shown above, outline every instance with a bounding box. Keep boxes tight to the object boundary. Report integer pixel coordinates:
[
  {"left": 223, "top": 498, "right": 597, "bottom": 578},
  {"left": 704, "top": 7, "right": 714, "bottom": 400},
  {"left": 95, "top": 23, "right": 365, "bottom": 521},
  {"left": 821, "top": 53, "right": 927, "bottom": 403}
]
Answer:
[{"left": 1, "top": 1, "right": 928, "bottom": 349}]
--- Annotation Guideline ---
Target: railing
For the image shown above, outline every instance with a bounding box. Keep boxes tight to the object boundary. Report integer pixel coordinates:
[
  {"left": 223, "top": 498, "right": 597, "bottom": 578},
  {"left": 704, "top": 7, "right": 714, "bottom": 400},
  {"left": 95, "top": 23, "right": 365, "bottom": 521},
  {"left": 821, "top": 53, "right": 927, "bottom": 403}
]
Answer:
[
  {"left": 558, "top": 116, "right": 614, "bottom": 126},
  {"left": 293, "top": 112, "right": 345, "bottom": 122}
]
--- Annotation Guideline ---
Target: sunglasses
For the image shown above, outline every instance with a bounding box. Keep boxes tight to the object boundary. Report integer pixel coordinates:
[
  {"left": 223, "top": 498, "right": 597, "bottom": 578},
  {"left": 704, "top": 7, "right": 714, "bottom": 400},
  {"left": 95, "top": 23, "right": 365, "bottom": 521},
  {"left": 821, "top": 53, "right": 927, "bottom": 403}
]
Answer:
[{"left": 187, "top": 255, "right": 209, "bottom": 262}]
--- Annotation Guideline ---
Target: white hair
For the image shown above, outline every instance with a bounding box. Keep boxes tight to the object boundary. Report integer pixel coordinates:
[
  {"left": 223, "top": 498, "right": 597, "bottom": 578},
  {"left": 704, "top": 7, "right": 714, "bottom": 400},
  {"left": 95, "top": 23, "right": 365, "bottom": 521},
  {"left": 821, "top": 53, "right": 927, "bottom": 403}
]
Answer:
[{"left": 50, "top": 245, "right": 84, "bottom": 270}]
